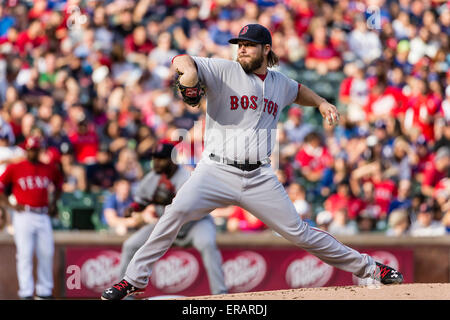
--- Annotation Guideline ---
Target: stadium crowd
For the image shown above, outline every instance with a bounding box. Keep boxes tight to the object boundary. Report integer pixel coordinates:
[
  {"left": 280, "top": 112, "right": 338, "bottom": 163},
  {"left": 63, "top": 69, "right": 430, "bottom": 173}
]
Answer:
[{"left": 0, "top": 0, "right": 449, "bottom": 237}]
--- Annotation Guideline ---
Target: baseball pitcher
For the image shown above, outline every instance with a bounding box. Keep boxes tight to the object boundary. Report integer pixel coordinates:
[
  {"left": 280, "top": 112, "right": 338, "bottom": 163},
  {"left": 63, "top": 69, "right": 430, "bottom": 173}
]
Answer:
[{"left": 102, "top": 24, "right": 403, "bottom": 300}]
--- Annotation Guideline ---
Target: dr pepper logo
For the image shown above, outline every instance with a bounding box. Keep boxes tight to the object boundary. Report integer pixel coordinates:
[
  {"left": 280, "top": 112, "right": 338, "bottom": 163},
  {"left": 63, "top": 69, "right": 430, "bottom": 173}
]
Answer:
[
  {"left": 80, "top": 250, "right": 121, "bottom": 292},
  {"left": 285, "top": 254, "right": 334, "bottom": 288},
  {"left": 223, "top": 251, "right": 267, "bottom": 292},
  {"left": 151, "top": 251, "right": 200, "bottom": 293}
]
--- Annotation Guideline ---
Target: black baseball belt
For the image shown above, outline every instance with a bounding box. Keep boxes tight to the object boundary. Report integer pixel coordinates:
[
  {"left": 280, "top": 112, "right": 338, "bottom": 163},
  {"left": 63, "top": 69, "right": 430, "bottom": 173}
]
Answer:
[{"left": 209, "top": 153, "right": 270, "bottom": 171}]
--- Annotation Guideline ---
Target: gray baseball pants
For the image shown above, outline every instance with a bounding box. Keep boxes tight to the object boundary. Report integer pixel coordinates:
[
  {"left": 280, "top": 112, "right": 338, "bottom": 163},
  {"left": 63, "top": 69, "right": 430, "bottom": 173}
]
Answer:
[
  {"left": 124, "top": 157, "right": 376, "bottom": 289},
  {"left": 119, "top": 215, "right": 227, "bottom": 294}
]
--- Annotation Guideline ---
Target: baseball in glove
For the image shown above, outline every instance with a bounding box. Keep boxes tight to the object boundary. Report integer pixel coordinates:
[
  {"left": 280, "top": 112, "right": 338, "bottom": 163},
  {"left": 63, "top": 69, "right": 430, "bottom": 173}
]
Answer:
[{"left": 175, "top": 72, "right": 205, "bottom": 107}]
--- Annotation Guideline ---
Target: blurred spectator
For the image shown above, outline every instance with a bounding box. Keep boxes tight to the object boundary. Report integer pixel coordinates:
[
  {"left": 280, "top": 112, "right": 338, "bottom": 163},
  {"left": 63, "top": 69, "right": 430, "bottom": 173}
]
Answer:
[
  {"left": 382, "top": 137, "right": 412, "bottom": 185},
  {"left": 135, "top": 124, "right": 157, "bottom": 160},
  {"left": 287, "top": 182, "right": 314, "bottom": 226},
  {"left": 363, "top": 77, "right": 404, "bottom": 123},
  {"left": 421, "top": 147, "right": 450, "bottom": 197},
  {"left": 338, "top": 61, "right": 370, "bottom": 123},
  {"left": 15, "top": 19, "right": 48, "bottom": 56},
  {"left": 386, "top": 209, "right": 410, "bottom": 237},
  {"left": 348, "top": 14, "right": 382, "bottom": 64},
  {"left": 350, "top": 161, "right": 396, "bottom": 221},
  {"left": 0, "top": 6, "right": 15, "bottom": 38},
  {"left": 19, "top": 113, "right": 36, "bottom": 144},
  {"left": 324, "top": 181, "right": 351, "bottom": 216},
  {"left": 115, "top": 147, "right": 144, "bottom": 188},
  {"left": 68, "top": 114, "right": 99, "bottom": 165},
  {"left": 328, "top": 208, "right": 358, "bottom": 236},
  {"left": 226, "top": 206, "right": 266, "bottom": 233},
  {"left": 408, "top": 27, "right": 439, "bottom": 66},
  {"left": 8, "top": 100, "right": 28, "bottom": 142},
  {"left": 295, "top": 131, "right": 333, "bottom": 183},
  {"left": 409, "top": 202, "right": 446, "bottom": 237},
  {"left": 441, "top": 87, "right": 450, "bottom": 124},
  {"left": 388, "top": 180, "right": 412, "bottom": 214},
  {"left": 60, "top": 146, "right": 87, "bottom": 193},
  {"left": 46, "top": 113, "right": 72, "bottom": 154},
  {"left": 315, "top": 210, "right": 333, "bottom": 232},
  {"left": 86, "top": 143, "right": 118, "bottom": 193},
  {"left": 305, "top": 20, "right": 342, "bottom": 75},
  {"left": 356, "top": 209, "right": 377, "bottom": 233},
  {"left": 392, "top": 11, "right": 413, "bottom": 40},
  {"left": 403, "top": 76, "right": 439, "bottom": 142},
  {"left": 0, "top": 114, "right": 17, "bottom": 145},
  {"left": 410, "top": 134, "right": 433, "bottom": 183},
  {"left": 434, "top": 119, "right": 450, "bottom": 152},
  {"left": 319, "top": 153, "right": 350, "bottom": 198},
  {"left": 0, "top": 130, "right": 25, "bottom": 175},
  {"left": 148, "top": 31, "right": 178, "bottom": 71},
  {"left": 102, "top": 178, "right": 139, "bottom": 236},
  {"left": 208, "top": 11, "right": 233, "bottom": 47},
  {"left": 124, "top": 25, "right": 153, "bottom": 67},
  {"left": 283, "top": 106, "right": 314, "bottom": 144},
  {"left": 101, "top": 120, "right": 129, "bottom": 158}
]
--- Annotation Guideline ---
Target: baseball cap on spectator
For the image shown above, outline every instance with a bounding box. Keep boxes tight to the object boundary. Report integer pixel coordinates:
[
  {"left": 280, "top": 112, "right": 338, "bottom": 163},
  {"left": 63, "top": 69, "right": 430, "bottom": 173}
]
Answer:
[
  {"left": 416, "top": 135, "right": 427, "bottom": 146},
  {"left": 25, "top": 136, "right": 42, "bottom": 150},
  {"left": 228, "top": 24, "right": 272, "bottom": 46},
  {"left": 356, "top": 126, "right": 370, "bottom": 138},
  {"left": 418, "top": 202, "right": 433, "bottom": 214},
  {"left": 288, "top": 107, "right": 302, "bottom": 118},
  {"left": 218, "top": 9, "right": 232, "bottom": 21},
  {"left": 397, "top": 40, "right": 410, "bottom": 53},
  {"left": 374, "top": 119, "right": 387, "bottom": 130},
  {"left": 316, "top": 210, "right": 333, "bottom": 225},
  {"left": 151, "top": 143, "right": 175, "bottom": 159}
]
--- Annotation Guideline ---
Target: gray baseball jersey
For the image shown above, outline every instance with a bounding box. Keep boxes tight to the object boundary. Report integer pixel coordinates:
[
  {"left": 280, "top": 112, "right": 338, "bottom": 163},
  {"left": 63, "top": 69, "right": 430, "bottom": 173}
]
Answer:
[
  {"left": 192, "top": 57, "right": 298, "bottom": 162},
  {"left": 123, "top": 56, "right": 377, "bottom": 290}
]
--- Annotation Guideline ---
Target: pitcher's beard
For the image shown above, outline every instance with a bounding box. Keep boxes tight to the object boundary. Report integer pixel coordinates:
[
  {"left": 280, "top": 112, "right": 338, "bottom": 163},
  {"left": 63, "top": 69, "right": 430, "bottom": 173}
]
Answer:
[{"left": 238, "top": 53, "right": 264, "bottom": 74}]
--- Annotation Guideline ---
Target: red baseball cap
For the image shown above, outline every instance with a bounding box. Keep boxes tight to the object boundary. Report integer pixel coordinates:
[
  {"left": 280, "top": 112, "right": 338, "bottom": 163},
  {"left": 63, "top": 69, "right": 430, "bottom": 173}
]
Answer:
[
  {"left": 25, "top": 136, "right": 42, "bottom": 150},
  {"left": 288, "top": 107, "right": 302, "bottom": 117}
]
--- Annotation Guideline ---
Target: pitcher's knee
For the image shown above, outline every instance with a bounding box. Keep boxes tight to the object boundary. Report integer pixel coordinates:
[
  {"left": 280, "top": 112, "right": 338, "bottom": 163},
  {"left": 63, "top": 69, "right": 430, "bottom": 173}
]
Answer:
[
  {"left": 165, "top": 200, "right": 204, "bottom": 223},
  {"left": 279, "top": 219, "right": 311, "bottom": 246}
]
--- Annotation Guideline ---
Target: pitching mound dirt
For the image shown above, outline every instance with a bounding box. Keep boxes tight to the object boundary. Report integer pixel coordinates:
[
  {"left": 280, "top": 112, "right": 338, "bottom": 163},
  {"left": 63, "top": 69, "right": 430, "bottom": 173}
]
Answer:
[{"left": 180, "top": 283, "right": 450, "bottom": 300}]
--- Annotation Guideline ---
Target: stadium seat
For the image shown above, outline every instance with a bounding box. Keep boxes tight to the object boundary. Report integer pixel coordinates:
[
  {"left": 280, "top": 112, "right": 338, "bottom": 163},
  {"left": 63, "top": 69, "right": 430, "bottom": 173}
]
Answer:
[{"left": 57, "top": 192, "right": 105, "bottom": 230}]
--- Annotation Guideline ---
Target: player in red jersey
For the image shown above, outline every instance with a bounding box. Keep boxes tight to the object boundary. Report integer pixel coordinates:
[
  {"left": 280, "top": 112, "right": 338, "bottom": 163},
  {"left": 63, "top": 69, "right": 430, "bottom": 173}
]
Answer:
[{"left": 0, "top": 137, "right": 63, "bottom": 299}]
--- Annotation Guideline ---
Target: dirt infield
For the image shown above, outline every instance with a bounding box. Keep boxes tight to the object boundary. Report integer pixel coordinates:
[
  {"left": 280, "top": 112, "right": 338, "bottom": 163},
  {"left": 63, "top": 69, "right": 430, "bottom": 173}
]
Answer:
[{"left": 181, "top": 283, "right": 450, "bottom": 300}]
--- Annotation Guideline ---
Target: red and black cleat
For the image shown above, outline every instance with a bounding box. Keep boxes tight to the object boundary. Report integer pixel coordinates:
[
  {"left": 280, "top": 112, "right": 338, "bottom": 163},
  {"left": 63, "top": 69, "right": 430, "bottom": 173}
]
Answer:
[
  {"left": 101, "top": 279, "right": 145, "bottom": 300},
  {"left": 374, "top": 262, "right": 404, "bottom": 285}
]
